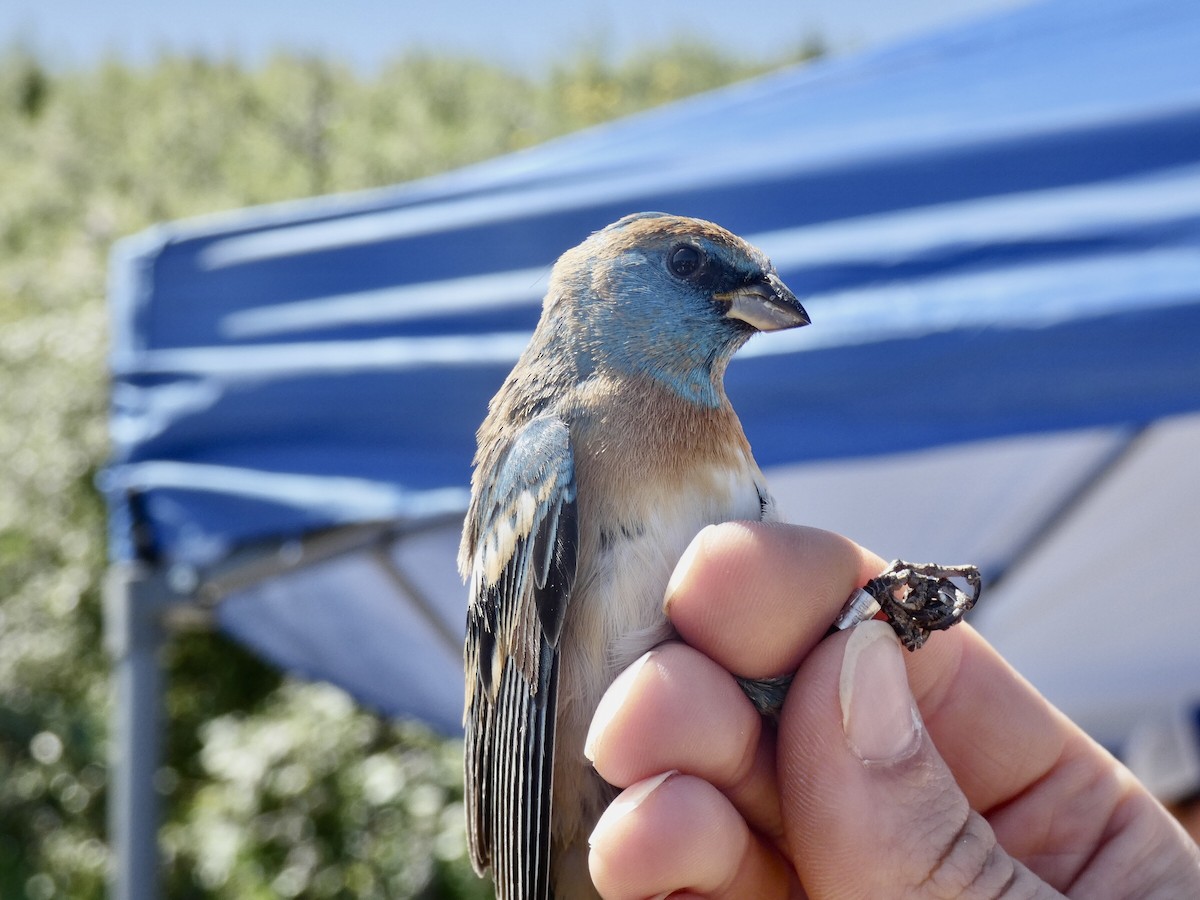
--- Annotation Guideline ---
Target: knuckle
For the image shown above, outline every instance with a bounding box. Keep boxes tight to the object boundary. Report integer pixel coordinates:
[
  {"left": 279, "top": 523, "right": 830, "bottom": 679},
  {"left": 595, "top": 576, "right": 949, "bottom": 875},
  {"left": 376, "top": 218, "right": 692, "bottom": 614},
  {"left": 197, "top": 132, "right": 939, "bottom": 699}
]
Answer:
[{"left": 917, "top": 810, "right": 1020, "bottom": 899}]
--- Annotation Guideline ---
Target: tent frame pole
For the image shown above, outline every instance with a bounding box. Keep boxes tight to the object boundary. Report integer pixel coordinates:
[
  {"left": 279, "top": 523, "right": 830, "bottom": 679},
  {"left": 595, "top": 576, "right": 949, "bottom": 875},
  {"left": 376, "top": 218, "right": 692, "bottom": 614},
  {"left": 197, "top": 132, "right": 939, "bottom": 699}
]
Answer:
[
  {"left": 104, "top": 564, "right": 182, "bottom": 900},
  {"left": 100, "top": 517, "right": 466, "bottom": 896}
]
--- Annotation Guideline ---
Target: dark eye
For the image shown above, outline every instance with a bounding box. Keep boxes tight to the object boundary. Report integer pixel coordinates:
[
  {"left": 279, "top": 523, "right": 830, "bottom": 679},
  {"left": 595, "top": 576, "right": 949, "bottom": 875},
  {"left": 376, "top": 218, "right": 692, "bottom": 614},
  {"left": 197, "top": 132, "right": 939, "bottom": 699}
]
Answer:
[{"left": 668, "top": 244, "right": 703, "bottom": 279}]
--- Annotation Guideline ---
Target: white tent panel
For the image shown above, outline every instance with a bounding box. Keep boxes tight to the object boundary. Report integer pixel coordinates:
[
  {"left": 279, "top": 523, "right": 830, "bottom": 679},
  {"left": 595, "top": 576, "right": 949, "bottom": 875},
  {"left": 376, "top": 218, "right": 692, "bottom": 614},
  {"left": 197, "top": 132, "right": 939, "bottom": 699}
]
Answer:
[{"left": 974, "top": 411, "right": 1200, "bottom": 748}]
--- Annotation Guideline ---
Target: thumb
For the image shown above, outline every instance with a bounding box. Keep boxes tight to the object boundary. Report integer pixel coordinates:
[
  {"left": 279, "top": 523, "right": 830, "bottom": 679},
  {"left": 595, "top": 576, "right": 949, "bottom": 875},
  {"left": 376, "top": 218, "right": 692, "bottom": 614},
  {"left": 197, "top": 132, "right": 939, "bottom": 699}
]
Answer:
[{"left": 778, "top": 620, "right": 1058, "bottom": 899}]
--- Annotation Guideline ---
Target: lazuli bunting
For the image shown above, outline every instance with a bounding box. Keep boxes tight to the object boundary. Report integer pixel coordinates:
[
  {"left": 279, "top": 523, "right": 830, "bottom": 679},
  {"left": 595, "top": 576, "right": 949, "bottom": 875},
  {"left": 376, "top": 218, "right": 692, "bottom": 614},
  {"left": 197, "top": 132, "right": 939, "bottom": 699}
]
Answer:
[{"left": 458, "top": 213, "right": 810, "bottom": 899}]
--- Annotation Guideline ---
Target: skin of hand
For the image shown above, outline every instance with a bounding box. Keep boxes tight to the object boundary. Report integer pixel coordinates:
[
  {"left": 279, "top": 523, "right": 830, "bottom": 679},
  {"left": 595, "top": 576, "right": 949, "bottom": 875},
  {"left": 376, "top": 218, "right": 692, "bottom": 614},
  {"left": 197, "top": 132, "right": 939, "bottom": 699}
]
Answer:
[{"left": 585, "top": 521, "right": 1200, "bottom": 899}]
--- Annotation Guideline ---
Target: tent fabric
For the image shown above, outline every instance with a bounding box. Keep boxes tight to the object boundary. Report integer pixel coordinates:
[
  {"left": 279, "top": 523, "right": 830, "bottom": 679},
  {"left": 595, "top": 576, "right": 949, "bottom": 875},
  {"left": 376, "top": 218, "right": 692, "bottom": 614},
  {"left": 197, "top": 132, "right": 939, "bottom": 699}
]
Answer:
[
  {"left": 104, "top": 0, "right": 1200, "bottom": 739},
  {"left": 974, "top": 412, "right": 1200, "bottom": 748}
]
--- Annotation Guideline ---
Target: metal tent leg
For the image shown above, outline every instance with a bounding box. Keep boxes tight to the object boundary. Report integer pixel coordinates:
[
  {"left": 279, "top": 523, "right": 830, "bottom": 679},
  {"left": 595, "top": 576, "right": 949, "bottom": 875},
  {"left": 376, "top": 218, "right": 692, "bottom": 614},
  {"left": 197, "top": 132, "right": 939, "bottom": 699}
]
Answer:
[{"left": 104, "top": 565, "right": 170, "bottom": 900}]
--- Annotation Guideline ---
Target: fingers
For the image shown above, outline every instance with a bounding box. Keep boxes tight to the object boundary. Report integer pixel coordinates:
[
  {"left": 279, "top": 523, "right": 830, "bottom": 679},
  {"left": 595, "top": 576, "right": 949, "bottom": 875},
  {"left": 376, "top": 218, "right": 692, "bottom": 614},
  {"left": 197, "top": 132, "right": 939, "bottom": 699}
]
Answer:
[
  {"left": 907, "top": 631, "right": 1200, "bottom": 894},
  {"left": 587, "top": 522, "right": 879, "bottom": 897},
  {"left": 588, "top": 772, "right": 802, "bottom": 900},
  {"left": 780, "top": 620, "right": 1058, "bottom": 898},
  {"left": 589, "top": 521, "right": 1200, "bottom": 897},
  {"left": 663, "top": 522, "right": 1071, "bottom": 819},
  {"left": 586, "top": 642, "right": 784, "bottom": 846},
  {"left": 664, "top": 521, "right": 884, "bottom": 679},
  {"left": 899, "top": 625, "right": 1077, "bottom": 822}
]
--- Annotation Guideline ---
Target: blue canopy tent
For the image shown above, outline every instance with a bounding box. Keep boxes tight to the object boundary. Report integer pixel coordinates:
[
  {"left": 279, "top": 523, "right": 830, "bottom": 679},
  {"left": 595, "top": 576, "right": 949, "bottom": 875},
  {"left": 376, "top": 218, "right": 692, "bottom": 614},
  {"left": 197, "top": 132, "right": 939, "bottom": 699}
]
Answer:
[{"left": 103, "top": 0, "right": 1200, "bottom": 894}]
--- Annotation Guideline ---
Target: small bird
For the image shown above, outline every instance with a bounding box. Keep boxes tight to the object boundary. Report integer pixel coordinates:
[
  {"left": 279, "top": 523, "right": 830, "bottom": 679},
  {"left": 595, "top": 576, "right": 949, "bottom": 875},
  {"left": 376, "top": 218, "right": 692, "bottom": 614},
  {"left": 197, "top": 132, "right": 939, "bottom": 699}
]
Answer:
[{"left": 459, "top": 212, "right": 810, "bottom": 899}]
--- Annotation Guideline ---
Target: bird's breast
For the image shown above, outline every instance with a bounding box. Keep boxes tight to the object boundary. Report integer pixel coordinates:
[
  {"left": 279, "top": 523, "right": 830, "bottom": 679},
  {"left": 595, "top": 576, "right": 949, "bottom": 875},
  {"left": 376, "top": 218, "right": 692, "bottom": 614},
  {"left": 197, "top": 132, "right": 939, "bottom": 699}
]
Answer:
[
  {"left": 549, "top": 374, "right": 775, "bottom": 873},
  {"left": 588, "top": 461, "right": 767, "bottom": 670},
  {"left": 550, "top": 451, "right": 769, "bottom": 866},
  {"left": 563, "top": 372, "right": 771, "bottom": 675}
]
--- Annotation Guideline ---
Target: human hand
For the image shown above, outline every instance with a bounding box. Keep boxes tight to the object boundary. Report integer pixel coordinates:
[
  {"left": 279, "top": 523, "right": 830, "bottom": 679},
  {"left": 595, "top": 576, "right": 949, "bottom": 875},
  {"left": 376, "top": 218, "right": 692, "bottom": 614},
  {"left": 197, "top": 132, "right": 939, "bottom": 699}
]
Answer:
[{"left": 585, "top": 522, "right": 1200, "bottom": 898}]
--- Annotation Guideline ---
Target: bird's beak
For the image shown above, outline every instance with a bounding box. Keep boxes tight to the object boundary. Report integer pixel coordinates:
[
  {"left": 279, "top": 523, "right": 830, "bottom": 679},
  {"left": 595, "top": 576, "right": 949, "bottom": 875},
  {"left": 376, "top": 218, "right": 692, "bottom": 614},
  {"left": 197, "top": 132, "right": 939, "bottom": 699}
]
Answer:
[{"left": 718, "top": 274, "right": 810, "bottom": 331}]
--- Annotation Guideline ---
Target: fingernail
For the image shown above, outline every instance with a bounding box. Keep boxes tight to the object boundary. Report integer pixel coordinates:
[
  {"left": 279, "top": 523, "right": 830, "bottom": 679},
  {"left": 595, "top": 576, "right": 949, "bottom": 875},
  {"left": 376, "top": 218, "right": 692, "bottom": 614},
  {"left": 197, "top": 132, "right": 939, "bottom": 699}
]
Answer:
[
  {"left": 839, "top": 619, "right": 922, "bottom": 764},
  {"left": 584, "top": 650, "right": 653, "bottom": 762},
  {"left": 664, "top": 525, "right": 711, "bottom": 614},
  {"left": 588, "top": 770, "right": 676, "bottom": 847}
]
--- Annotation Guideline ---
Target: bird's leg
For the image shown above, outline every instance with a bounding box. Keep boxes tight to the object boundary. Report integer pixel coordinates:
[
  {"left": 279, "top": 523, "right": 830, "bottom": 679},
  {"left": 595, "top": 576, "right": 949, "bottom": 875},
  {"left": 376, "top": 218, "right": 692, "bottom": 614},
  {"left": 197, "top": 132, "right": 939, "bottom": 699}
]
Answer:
[
  {"left": 737, "top": 560, "right": 981, "bottom": 716},
  {"left": 735, "top": 674, "right": 794, "bottom": 719}
]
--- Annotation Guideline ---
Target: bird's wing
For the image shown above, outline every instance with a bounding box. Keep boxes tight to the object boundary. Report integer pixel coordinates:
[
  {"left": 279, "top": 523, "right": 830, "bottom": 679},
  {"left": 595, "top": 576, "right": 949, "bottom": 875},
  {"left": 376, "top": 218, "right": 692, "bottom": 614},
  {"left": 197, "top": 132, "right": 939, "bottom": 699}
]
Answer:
[{"left": 463, "top": 414, "right": 578, "bottom": 900}]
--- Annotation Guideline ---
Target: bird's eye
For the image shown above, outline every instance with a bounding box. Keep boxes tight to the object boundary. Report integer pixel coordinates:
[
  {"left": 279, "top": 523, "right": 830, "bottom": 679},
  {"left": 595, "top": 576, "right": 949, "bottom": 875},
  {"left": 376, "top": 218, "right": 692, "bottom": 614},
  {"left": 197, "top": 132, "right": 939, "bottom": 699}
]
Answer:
[{"left": 668, "top": 244, "right": 703, "bottom": 279}]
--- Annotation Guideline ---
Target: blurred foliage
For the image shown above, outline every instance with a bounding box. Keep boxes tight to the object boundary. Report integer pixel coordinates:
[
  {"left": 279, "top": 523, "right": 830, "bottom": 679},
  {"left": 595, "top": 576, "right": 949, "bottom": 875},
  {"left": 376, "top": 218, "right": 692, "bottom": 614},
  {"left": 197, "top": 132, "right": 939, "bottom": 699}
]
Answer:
[{"left": 0, "top": 35, "right": 820, "bottom": 900}]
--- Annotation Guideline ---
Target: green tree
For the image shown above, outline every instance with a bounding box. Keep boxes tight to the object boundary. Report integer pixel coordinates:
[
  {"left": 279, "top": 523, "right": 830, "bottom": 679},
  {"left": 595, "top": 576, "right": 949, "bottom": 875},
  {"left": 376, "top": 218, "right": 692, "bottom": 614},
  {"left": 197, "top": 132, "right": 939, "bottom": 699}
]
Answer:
[{"left": 0, "top": 38, "right": 819, "bottom": 899}]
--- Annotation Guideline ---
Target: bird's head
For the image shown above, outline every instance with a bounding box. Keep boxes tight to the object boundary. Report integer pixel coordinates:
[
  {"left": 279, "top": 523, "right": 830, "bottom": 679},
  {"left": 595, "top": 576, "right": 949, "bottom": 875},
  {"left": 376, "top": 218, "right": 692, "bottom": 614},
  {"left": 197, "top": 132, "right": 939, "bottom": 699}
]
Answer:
[{"left": 545, "top": 212, "right": 809, "bottom": 407}]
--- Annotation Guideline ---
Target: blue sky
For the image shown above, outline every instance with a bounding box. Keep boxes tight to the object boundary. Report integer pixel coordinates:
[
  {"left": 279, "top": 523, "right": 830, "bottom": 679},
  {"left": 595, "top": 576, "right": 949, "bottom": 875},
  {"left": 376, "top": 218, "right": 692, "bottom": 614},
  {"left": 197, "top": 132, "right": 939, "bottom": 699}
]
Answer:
[{"left": 3, "top": 0, "right": 1024, "bottom": 73}]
